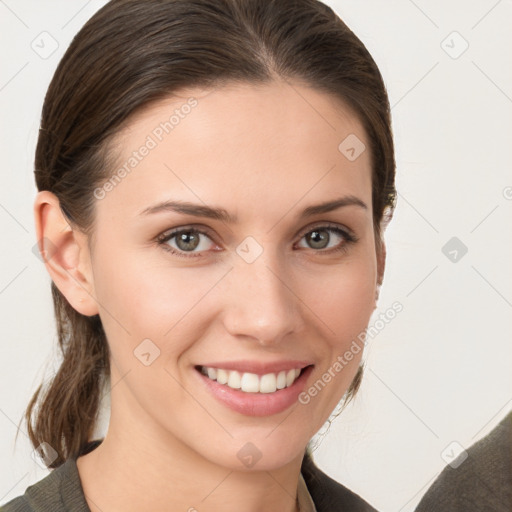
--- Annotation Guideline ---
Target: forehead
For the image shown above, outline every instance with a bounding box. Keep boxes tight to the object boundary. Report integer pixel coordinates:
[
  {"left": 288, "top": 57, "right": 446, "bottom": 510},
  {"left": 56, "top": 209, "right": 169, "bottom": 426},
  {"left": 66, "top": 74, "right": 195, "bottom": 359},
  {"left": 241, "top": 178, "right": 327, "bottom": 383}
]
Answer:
[{"left": 99, "top": 80, "right": 372, "bottom": 224}]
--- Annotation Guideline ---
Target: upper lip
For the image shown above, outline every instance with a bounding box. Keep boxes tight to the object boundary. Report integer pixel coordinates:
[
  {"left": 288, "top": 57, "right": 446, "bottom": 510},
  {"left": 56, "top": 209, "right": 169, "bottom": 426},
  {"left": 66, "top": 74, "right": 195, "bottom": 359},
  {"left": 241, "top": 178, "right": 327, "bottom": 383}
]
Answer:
[{"left": 196, "top": 360, "right": 314, "bottom": 376}]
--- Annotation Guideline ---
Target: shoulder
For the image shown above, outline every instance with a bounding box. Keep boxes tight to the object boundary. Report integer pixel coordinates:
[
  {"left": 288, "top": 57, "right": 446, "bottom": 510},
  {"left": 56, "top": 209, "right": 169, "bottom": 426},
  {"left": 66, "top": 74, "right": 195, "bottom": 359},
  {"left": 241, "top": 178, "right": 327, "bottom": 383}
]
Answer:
[
  {"left": 1, "top": 459, "right": 77, "bottom": 512},
  {"left": 301, "top": 451, "right": 378, "bottom": 512},
  {"left": 415, "top": 411, "right": 512, "bottom": 512},
  {"left": 1, "top": 441, "right": 101, "bottom": 512}
]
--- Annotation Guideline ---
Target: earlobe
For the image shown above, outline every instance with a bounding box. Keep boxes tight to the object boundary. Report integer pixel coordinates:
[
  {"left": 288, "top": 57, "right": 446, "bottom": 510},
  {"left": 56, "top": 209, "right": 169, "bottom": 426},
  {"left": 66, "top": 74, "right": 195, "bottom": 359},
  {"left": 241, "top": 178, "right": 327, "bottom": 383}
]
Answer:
[{"left": 33, "top": 191, "right": 99, "bottom": 317}]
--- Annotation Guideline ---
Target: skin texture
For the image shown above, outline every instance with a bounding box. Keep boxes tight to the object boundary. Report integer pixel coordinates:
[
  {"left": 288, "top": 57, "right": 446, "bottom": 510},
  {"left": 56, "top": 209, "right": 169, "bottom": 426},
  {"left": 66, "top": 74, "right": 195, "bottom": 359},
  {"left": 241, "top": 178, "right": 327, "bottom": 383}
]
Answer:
[{"left": 35, "top": 80, "right": 385, "bottom": 512}]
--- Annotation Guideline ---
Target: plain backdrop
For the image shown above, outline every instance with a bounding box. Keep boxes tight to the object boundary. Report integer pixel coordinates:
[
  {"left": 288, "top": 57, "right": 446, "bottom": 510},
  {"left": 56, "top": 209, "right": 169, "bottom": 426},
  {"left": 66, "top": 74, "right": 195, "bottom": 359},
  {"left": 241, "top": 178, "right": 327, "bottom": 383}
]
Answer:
[{"left": 1, "top": 1, "right": 511, "bottom": 511}]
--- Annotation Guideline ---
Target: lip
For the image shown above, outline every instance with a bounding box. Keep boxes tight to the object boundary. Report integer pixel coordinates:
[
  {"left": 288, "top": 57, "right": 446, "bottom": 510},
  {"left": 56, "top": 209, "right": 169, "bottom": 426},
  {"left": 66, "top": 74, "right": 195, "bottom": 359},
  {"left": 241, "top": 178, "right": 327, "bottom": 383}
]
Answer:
[
  {"left": 195, "top": 364, "right": 314, "bottom": 416},
  {"left": 195, "top": 360, "right": 313, "bottom": 375}
]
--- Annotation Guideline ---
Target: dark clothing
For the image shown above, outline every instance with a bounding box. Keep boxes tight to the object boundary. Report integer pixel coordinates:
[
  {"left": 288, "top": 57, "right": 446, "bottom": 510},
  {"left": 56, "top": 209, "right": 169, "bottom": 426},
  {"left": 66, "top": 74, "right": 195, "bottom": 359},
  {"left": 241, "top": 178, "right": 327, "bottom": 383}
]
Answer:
[
  {"left": 301, "top": 450, "right": 378, "bottom": 511},
  {"left": 1, "top": 439, "right": 377, "bottom": 511},
  {"left": 415, "top": 411, "right": 512, "bottom": 512}
]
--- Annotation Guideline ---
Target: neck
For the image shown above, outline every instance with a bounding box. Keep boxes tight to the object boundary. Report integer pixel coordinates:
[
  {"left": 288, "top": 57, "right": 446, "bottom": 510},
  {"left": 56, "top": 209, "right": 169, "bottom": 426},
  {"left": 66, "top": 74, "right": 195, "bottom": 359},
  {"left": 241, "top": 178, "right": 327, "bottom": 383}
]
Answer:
[{"left": 77, "top": 413, "right": 304, "bottom": 512}]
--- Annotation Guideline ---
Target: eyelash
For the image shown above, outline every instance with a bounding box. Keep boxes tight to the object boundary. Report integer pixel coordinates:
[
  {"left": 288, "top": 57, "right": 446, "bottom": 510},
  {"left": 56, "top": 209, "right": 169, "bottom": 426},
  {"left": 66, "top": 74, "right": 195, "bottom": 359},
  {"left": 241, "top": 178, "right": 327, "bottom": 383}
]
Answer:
[{"left": 156, "top": 223, "right": 358, "bottom": 259}]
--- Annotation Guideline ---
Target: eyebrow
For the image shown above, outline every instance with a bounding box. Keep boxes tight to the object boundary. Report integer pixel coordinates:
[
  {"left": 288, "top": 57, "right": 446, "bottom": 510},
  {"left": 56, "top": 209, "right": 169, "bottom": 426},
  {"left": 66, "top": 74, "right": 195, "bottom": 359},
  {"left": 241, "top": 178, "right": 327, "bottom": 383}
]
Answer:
[{"left": 139, "top": 195, "right": 367, "bottom": 223}]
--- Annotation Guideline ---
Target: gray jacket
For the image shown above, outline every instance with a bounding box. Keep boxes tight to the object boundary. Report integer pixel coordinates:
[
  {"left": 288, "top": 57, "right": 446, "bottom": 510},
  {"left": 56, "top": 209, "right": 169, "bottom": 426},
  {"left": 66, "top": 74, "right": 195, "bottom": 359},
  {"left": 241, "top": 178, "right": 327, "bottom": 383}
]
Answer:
[{"left": 415, "top": 411, "right": 512, "bottom": 512}]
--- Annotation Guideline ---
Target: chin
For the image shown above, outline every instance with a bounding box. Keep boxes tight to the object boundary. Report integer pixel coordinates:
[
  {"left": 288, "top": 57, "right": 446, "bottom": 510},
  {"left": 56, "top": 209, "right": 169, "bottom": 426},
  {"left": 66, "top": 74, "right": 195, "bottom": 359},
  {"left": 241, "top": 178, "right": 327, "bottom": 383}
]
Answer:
[{"left": 200, "top": 434, "right": 307, "bottom": 473}]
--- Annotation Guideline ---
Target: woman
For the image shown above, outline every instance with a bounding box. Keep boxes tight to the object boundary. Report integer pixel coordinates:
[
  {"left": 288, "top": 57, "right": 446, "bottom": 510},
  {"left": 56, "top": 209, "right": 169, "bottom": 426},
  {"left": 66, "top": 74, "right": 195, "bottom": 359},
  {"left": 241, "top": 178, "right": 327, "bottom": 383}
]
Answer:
[{"left": 1, "top": 0, "right": 395, "bottom": 510}]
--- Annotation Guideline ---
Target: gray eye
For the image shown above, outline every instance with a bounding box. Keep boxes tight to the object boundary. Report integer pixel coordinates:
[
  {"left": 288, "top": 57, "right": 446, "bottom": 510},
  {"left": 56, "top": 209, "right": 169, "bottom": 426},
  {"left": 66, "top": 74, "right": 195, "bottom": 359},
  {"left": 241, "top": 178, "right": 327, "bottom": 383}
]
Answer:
[
  {"left": 174, "top": 231, "right": 201, "bottom": 251},
  {"left": 305, "top": 229, "right": 331, "bottom": 249}
]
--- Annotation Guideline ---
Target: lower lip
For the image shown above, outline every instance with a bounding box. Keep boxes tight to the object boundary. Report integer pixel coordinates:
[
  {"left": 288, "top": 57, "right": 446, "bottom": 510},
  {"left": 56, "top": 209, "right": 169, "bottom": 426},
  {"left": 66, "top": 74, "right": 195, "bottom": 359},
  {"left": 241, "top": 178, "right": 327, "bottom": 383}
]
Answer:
[{"left": 195, "top": 365, "right": 314, "bottom": 417}]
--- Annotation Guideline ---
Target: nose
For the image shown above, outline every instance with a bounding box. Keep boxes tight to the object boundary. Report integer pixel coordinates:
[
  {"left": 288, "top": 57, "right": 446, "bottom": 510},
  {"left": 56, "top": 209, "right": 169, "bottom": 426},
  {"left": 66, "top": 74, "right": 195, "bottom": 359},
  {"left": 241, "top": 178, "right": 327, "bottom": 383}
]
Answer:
[{"left": 220, "top": 245, "right": 303, "bottom": 346}]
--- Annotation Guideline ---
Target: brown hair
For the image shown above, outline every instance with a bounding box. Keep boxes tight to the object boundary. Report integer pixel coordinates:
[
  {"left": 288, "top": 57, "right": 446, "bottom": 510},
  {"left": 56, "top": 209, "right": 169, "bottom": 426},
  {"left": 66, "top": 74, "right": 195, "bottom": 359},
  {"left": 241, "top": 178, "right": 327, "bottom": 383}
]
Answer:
[{"left": 22, "top": 0, "right": 396, "bottom": 469}]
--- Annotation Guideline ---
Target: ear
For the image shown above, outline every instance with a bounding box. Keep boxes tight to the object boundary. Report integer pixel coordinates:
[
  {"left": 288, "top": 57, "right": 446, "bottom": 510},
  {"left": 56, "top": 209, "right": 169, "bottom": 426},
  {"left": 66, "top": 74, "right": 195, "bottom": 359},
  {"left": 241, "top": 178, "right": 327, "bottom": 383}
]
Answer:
[
  {"left": 375, "top": 237, "right": 386, "bottom": 305},
  {"left": 33, "top": 190, "right": 99, "bottom": 317}
]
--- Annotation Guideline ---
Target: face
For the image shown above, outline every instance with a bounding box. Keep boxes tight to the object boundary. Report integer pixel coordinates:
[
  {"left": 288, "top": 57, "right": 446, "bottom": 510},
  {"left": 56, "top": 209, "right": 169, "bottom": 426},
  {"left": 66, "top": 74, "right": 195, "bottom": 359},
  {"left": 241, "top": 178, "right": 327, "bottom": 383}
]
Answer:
[{"left": 75, "top": 80, "right": 381, "bottom": 470}]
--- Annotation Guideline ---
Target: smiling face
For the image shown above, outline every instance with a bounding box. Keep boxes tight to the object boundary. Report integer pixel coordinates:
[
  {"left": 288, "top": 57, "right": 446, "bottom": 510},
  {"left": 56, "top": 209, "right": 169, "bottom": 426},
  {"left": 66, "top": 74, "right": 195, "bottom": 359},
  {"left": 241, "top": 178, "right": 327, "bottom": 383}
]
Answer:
[{"left": 82, "top": 79, "right": 381, "bottom": 470}]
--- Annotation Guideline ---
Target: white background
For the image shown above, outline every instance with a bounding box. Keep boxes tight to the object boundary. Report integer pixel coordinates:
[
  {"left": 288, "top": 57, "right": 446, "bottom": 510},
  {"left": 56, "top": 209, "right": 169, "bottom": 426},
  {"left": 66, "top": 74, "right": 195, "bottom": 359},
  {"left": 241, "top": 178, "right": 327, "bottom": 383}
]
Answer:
[{"left": 1, "top": 1, "right": 511, "bottom": 510}]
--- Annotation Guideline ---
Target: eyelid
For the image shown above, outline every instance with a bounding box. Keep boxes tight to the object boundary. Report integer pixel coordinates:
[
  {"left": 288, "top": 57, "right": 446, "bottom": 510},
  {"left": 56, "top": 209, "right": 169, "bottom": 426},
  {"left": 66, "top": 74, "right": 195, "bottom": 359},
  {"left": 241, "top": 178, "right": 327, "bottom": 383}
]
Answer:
[
  {"left": 157, "top": 221, "right": 354, "bottom": 243},
  {"left": 156, "top": 223, "right": 217, "bottom": 241},
  {"left": 295, "top": 220, "right": 355, "bottom": 240},
  {"left": 156, "top": 221, "right": 357, "bottom": 257}
]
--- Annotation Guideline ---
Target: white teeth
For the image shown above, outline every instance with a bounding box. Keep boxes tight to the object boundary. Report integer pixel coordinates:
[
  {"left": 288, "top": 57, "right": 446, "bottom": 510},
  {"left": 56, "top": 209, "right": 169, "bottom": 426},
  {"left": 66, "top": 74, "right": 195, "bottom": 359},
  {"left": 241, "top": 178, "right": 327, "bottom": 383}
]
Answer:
[
  {"left": 259, "top": 373, "right": 277, "bottom": 393},
  {"left": 227, "top": 370, "right": 241, "bottom": 389},
  {"left": 200, "top": 366, "right": 304, "bottom": 393},
  {"left": 276, "top": 371, "right": 287, "bottom": 389},
  {"left": 240, "top": 372, "right": 260, "bottom": 393},
  {"left": 216, "top": 368, "right": 228, "bottom": 385}
]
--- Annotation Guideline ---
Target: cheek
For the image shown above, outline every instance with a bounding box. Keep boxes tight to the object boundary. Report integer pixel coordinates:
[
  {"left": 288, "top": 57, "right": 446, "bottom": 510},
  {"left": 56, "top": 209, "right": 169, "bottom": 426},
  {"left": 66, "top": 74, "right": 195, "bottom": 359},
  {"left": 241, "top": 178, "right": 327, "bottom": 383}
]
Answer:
[
  {"left": 311, "top": 255, "right": 376, "bottom": 339},
  {"left": 92, "top": 242, "right": 226, "bottom": 361},
  {"left": 94, "top": 231, "right": 377, "bottom": 354},
  {"left": 293, "top": 258, "right": 376, "bottom": 432},
  {"left": 305, "top": 252, "right": 376, "bottom": 377}
]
